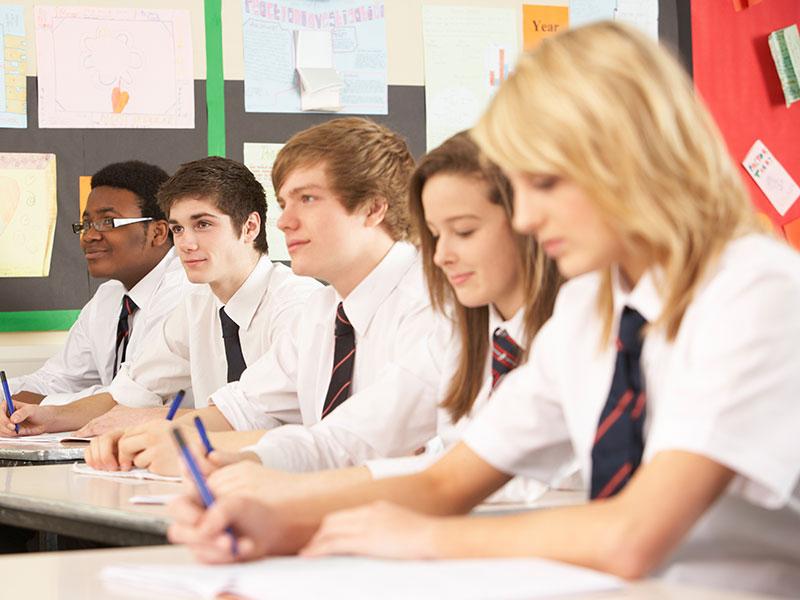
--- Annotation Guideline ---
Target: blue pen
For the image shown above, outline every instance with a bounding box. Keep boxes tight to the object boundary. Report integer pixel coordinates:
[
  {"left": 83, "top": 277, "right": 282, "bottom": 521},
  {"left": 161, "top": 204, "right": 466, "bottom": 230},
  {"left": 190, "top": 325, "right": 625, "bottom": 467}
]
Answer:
[
  {"left": 172, "top": 428, "right": 238, "bottom": 557},
  {"left": 193, "top": 416, "right": 214, "bottom": 455},
  {"left": 165, "top": 389, "right": 185, "bottom": 421},
  {"left": 0, "top": 371, "right": 19, "bottom": 434}
]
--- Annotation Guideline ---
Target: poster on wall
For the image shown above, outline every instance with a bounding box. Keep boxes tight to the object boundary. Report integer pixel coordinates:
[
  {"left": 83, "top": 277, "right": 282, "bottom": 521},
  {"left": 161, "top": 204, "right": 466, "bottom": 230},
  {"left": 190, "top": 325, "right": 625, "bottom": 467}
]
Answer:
[
  {"left": 243, "top": 142, "right": 290, "bottom": 261},
  {"left": 0, "top": 5, "right": 27, "bottom": 128},
  {"left": 35, "top": 6, "right": 194, "bottom": 128},
  {"left": 0, "top": 153, "right": 57, "bottom": 278}
]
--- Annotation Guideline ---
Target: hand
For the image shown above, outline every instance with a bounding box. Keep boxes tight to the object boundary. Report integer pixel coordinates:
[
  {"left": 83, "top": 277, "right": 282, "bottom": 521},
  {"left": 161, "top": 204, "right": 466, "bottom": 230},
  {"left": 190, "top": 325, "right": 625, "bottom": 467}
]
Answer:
[
  {"left": 167, "top": 493, "right": 310, "bottom": 563},
  {"left": 84, "top": 430, "right": 126, "bottom": 471},
  {"left": 0, "top": 402, "right": 56, "bottom": 437},
  {"left": 75, "top": 405, "right": 168, "bottom": 437},
  {"left": 117, "top": 420, "right": 206, "bottom": 476},
  {"left": 300, "top": 501, "right": 438, "bottom": 560},
  {"left": 11, "top": 391, "right": 45, "bottom": 405},
  {"left": 208, "top": 459, "right": 311, "bottom": 502}
]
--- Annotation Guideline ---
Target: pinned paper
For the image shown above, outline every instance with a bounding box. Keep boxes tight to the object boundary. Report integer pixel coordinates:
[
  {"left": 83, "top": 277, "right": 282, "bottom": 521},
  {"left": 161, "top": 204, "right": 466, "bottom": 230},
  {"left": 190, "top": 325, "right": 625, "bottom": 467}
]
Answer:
[
  {"left": 294, "top": 29, "right": 343, "bottom": 112},
  {"left": 523, "top": 5, "right": 568, "bottom": 50},
  {"left": 614, "top": 0, "right": 659, "bottom": 39},
  {"left": 743, "top": 139, "right": 800, "bottom": 216},
  {"left": 243, "top": 142, "right": 289, "bottom": 261},
  {"left": 569, "top": 0, "right": 616, "bottom": 27},
  {"left": 783, "top": 217, "right": 800, "bottom": 251},
  {"left": 0, "top": 5, "right": 27, "bottom": 128},
  {"left": 79, "top": 175, "right": 91, "bottom": 216},
  {"left": 733, "top": 0, "right": 763, "bottom": 11},
  {"left": 768, "top": 24, "right": 800, "bottom": 108}
]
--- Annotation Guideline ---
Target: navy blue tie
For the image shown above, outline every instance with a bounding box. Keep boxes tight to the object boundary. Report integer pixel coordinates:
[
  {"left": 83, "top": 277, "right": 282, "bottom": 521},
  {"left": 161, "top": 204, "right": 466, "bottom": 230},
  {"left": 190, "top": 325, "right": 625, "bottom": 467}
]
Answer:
[
  {"left": 220, "top": 307, "right": 247, "bottom": 383},
  {"left": 491, "top": 328, "right": 522, "bottom": 390},
  {"left": 590, "top": 306, "right": 648, "bottom": 499},
  {"left": 114, "top": 294, "right": 138, "bottom": 376}
]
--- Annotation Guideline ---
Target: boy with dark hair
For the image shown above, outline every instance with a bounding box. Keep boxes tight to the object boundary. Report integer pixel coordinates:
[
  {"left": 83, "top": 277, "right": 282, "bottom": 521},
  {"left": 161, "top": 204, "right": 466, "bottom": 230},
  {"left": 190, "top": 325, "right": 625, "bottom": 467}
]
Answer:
[
  {"left": 3, "top": 157, "right": 319, "bottom": 436},
  {"left": 6, "top": 160, "right": 184, "bottom": 409}
]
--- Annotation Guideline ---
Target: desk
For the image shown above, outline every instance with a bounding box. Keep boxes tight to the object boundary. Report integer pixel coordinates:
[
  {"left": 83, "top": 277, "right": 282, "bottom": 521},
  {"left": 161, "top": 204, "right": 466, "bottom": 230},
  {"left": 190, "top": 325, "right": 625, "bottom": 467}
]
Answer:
[
  {"left": 0, "top": 442, "right": 85, "bottom": 467},
  {"left": 0, "top": 463, "right": 180, "bottom": 546},
  {"left": 0, "top": 544, "right": 783, "bottom": 600}
]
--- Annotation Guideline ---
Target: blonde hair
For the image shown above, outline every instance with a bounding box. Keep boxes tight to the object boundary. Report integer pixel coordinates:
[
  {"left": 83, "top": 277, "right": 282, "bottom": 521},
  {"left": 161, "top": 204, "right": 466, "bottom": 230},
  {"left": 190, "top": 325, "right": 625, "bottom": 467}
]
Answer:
[
  {"left": 409, "top": 132, "right": 561, "bottom": 421},
  {"left": 272, "top": 117, "right": 416, "bottom": 242},
  {"left": 472, "top": 22, "right": 760, "bottom": 341}
]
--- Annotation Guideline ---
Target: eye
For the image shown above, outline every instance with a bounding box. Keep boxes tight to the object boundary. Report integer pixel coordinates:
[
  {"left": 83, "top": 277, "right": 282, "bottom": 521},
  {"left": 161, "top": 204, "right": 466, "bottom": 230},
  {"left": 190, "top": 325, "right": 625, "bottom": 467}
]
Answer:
[
  {"left": 527, "top": 175, "right": 560, "bottom": 191},
  {"left": 101, "top": 217, "right": 115, "bottom": 228},
  {"left": 195, "top": 220, "right": 213, "bottom": 230},
  {"left": 169, "top": 224, "right": 184, "bottom": 234},
  {"left": 301, "top": 194, "right": 316, "bottom": 204},
  {"left": 455, "top": 229, "right": 475, "bottom": 238}
]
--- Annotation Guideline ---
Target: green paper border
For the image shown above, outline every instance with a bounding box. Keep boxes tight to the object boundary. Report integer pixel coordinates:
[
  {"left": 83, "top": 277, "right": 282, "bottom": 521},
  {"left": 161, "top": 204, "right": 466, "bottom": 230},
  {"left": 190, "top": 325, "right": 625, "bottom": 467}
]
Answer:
[
  {"left": 0, "top": 310, "right": 80, "bottom": 333},
  {"left": 205, "top": 0, "right": 226, "bottom": 157}
]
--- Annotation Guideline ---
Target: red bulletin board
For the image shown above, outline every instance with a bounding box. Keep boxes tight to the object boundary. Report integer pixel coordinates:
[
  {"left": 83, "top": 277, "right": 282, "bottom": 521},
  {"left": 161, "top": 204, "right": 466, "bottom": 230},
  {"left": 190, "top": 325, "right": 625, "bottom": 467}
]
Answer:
[{"left": 691, "top": 0, "right": 800, "bottom": 232}]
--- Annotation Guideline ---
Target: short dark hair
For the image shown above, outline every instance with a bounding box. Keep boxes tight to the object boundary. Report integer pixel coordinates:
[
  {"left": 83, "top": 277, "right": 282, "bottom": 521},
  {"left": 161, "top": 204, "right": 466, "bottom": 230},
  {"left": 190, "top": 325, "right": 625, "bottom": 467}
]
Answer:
[
  {"left": 157, "top": 156, "right": 268, "bottom": 254},
  {"left": 91, "top": 160, "right": 170, "bottom": 223}
]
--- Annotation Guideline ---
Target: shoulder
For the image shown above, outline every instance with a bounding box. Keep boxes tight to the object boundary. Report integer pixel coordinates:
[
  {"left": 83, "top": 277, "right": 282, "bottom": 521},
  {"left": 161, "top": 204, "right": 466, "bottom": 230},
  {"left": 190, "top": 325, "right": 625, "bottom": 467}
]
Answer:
[{"left": 267, "top": 262, "right": 322, "bottom": 298}]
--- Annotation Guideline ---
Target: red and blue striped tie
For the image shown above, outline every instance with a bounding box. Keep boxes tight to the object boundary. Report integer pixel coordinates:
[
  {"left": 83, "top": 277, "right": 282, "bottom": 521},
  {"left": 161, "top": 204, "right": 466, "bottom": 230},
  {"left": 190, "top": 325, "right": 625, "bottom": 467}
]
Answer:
[
  {"left": 322, "top": 303, "right": 356, "bottom": 418},
  {"left": 590, "top": 306, "right": 648, "bottom": 499},
  {"left": 491, "top": 328, "right": 522, "bottom": 390},
  {"left": 114, "top": 294, "right": 138, "bottom": 376}
]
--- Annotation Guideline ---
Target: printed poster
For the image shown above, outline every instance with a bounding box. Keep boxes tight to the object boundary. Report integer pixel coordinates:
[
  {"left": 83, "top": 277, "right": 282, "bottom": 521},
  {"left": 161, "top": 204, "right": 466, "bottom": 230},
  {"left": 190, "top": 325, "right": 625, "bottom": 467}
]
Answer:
[
  {"left": 243, "top": 142, "right": 289, "bottom": 261},
  {"left": 0, "top": 5, "right": 26, "bottom": 128}
]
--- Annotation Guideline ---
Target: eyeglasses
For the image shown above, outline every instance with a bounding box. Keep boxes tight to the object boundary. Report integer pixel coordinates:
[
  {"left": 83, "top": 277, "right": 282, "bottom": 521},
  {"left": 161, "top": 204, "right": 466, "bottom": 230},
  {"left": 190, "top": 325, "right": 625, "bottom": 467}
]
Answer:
[{"left": 71, "top": 217, "right": 153, "bottom": 235}]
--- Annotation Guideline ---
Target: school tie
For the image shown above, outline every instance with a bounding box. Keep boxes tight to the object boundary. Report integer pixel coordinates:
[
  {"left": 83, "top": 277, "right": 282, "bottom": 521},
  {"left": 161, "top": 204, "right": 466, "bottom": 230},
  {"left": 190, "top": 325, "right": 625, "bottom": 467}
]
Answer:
[
  {"left": 321, "top": 302, "right": 356, "bottom": 418},
  {"left": 219, "top": 307, "right": 247, "bottom": 383},
  {"left": 590, "top": 306, "right": 648, "bottom": 499},
  {"left": 113, "top": 294, "right": 138, "bottom": 376},
  {"left": 491, "top": 328, "right": 522, "bottom": 390}
]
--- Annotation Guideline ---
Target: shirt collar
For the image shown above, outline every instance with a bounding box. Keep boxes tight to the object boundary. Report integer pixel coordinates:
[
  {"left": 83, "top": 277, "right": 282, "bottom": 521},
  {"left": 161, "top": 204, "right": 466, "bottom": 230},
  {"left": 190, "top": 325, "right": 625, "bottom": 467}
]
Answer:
[
  {"left": 489, "top": 304, "right": 525, "bottom": 346},
  {"left": 125, "top": 248, "right": 177, "bottom": 311},
  {"left": 218, "top": 255, "right": 275, "bottom": 332},
  {"left": 610, "top": 264, "right": 663, "bottom": 325},
  {"left": 340, "top": 241, "right": 418, "bottom": 337}
]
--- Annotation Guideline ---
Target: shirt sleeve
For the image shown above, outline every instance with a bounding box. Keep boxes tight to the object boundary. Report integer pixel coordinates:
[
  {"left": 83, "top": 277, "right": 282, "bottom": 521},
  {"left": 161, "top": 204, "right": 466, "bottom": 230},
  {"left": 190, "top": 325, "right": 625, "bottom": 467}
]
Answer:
[
  {"left": 107, "top": 303, "right": 192, "bottom": 408},
  {"left": 462, "top": 316, "right": 575, "bottom": 485},
  {"left": 645, "top": 267, "right": 800, "bottom": 509},
  {"left": 9, "top": 296, "right": 102, "bottom": 397}
]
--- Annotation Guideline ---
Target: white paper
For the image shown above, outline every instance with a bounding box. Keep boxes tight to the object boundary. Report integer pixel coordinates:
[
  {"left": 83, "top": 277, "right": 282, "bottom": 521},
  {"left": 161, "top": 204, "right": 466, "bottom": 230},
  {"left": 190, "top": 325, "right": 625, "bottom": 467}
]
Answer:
[
  {"left": 129, "top": 494, "right": 180, "bottom": 505},
  {"left": 0, "top": 5, "right": 27, "bottom": 128},
  {"left": 0, "top": 431, "right": 76, "bottom": 445},
  {"left": 743, "top": 139, "right": 800, "bottom": 216},
  {"left": 422, "top": 6, "right": 519, "bottom": 151},
  {"left": 614, "top": 0, "right": 659, "bottom": 39},
  {"left": 35, "top": 6, "right": 194, "bottom": 128},
  {"left": 569, "top": 0, "right": 616, "bottom": 28},
  {"left": 243, "top": 142, "right": 289, "bottom": 261},
  {"left": 73, "top": 462, "right": 182, "bottom": 483},
  {"left": 102, "top": 556, "right": 624, "bottom": 600},
  {"left": 295, "top": 29, "right": 342, "bottom": 111}
]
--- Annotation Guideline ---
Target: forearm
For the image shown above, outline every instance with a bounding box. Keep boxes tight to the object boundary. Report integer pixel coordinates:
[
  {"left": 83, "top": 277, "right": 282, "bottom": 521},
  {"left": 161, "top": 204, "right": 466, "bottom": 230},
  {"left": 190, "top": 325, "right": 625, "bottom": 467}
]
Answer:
[
  {"left": 211, "top": 429, "right": 268, "bottom": 451},
  {"left": 175, "top": 406, "right": 234, "bottom": 431},
  {"left": 43, "top": 393, "right": 118, "bottom": 432}
]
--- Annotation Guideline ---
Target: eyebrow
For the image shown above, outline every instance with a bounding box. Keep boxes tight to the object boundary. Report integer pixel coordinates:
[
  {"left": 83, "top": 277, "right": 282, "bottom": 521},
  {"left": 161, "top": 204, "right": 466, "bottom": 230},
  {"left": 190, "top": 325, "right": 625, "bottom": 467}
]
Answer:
[
  {"left": 443, "top": 214, "right": 481, "bottom": 223},
  {"left": 168, "top": 212, "right": 220, "bottom": 224},
  {"left": 82, "top": 207, "right": 120, "bottom": 218},
  {"left": 284, "top": 184, "right": 326, "bottom": 197}
]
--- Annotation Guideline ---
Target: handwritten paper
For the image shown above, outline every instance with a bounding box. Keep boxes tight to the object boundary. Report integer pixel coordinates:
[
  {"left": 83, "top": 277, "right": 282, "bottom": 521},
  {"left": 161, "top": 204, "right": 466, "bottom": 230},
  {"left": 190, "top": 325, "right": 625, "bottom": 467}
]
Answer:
[
  {"left": 242, "top": 0, "right": 387, "bottom": 115},
  {"left": 523, "top": 5, "right": 568, "bottom": 50},
  {"left": 0, "top": 5, "right": 26, "bottom": 128},
  {"left": 614, "top": 0, "right": 659, "bottom": 39},
  {"left": 569, "top": 0, "right": 616, "bottom": 28},
  {"left": 743, "top": 139, "right": 800, "bottom": 216},
  {"left": 35, "top": 6, "right": 194, "bottom": 128},
  {"left": 768, "top": 24, "right": 800, "bottom": 108},
  {"left": 422, "top": 5, "right": 519, "bottom": 151},
  {"left": 102, "top": 556, "right": 624, "bottom": 600},
  {"left": 243, "top": 142, "right": 289, "bottom": 261},
  {"left": 0, "top": 153, "right": 57, "bottom": 278},
  {"left": 73, "top": 462, "right": 182, "bottom": 482}
]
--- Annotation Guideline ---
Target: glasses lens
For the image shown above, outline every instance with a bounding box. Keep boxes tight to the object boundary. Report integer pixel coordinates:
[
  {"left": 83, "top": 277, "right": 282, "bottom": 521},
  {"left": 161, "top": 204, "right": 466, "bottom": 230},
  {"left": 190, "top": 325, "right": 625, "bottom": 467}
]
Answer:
[{"left": 71, "top": 222, "right": 85, "bottom": 235}]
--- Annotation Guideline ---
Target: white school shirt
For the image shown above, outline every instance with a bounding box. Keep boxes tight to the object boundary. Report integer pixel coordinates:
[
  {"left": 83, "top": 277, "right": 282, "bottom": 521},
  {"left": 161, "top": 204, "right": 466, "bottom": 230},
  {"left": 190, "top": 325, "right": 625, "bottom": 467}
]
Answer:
[
  {"left": 108, "top": 256, "right": 320, "bottom": 408},
  {"left": 9, "top": 249, "right": 186, "bottom": 406},
  {"left": 463, "top": 234, "right": 800, "bottom": 597},
  {"left": 364, "top": 307, "right": 549, "bottom": 503},
  {"left": 211, "top": 242, "right": 437, "bottom": 452}
]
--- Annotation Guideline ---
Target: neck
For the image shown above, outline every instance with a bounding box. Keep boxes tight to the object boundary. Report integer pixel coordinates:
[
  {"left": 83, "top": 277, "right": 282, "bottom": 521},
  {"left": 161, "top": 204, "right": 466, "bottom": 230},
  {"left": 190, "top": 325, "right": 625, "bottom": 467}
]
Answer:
[
  {"left": 332, "top": 237, "right": 395, "bottom": 299},
  {"left": 119, "top": 247, "right": 169, "bottom": 291},
  {"left": 211, "top": 251, "right": 261, "bottom": 304}
]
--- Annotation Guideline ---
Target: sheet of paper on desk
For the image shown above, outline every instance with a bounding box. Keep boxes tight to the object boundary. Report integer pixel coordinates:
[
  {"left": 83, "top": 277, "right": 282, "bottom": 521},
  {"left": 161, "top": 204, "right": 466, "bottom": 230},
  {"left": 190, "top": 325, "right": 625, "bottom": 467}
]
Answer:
[
  {"left": 0, "top": 432, "right": 75, "bottom": 444},
  {"left": 102, "top": 556, "right": 624, "bottom": 599},
  {"left": 73, "top": 463, "right": 181, "bottom": 482}
]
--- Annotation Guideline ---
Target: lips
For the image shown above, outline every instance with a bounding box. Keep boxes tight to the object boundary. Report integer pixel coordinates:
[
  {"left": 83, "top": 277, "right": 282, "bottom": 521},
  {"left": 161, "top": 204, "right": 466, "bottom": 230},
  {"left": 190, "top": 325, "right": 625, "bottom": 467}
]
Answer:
[
  {"left": 83, "top": 248, "right": 109, "bottom": 260},
  {"left": 286, "top": 240, "right": 309, "bottom": 253},
  {"left": 448, "top": 272, "right": 474, "bottom": 286},
  {"left": 541, "top": 239, "right": 564, "bottom": 257}
]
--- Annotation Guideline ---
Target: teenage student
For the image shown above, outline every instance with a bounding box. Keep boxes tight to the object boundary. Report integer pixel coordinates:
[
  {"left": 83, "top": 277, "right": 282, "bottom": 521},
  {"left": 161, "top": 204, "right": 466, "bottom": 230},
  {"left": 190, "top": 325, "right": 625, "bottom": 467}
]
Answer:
[
  {"left": 4, "top": 156, "right": 319, "bottom": 436},
  {"left": 85, "top": 117, "right": 436, "bottom": 475},
  {"left": 184, "top": 131, "right": 563, "bottom": 504},
  {"left": 3, "top": 160, "right": 184, "bottom": 415},
  {"left": 167, "top": 23, "right": 800, "bottom": 597}
]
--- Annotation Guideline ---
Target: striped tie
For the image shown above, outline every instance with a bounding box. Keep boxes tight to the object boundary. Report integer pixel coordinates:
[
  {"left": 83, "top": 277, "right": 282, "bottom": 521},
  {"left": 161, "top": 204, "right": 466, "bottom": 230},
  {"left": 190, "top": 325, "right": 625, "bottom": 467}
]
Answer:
[
  {"left": 114, "top": 294, "right": 138, "bottom": 376},
  {"left": 491, "top": 328, "right": 522, "bottom": 390},
  {"left": 590, "top": 306, "right": 648, "bottom": 499},
  {"left": 321, "top": 302, "right": 356, "bottom": 418}
]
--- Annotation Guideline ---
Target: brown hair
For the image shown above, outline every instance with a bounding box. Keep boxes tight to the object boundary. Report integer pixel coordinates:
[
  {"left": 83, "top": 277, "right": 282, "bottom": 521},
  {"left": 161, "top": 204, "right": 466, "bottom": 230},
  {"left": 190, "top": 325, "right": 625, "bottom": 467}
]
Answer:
[
  {"left": 272, "top": 117, "right": 416, "bottom": 241},
  {"left": 409, "top": 132, "right": 562, "bottom": 422},
  {"left": 157, "top": 156, "right": 268, "bottom": 254}
]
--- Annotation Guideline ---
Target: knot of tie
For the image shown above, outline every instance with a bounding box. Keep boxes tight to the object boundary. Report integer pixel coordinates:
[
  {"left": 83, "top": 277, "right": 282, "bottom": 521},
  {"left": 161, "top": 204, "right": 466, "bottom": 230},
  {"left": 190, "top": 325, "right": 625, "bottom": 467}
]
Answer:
[
  {"left": 219, "top": 307, "right": 240, "bottom": 339},
  {"left": 119, "top": 294, "right": 138, "bottom": 319},
  {"left": 616, "top": 306, "right": 647, "bottom": 358},
  {"left": 334, "top": 302, "right": 353, "bottom": 337},
  {"left": 491, "top": 327, "right": 522, "bottom": 390}
]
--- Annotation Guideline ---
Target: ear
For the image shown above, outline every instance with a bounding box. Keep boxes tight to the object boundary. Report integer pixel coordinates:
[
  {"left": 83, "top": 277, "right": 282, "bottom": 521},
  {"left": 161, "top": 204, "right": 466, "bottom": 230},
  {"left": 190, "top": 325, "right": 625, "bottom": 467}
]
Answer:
[
  {"left": 362, "top": 197, "right": 389, "bottom": 229},
  {"left": 149, "top": 220, "right": 171, "bottom": 247},
  {"left": 241, "top": 211, "right": 262, "bottom": 245}
]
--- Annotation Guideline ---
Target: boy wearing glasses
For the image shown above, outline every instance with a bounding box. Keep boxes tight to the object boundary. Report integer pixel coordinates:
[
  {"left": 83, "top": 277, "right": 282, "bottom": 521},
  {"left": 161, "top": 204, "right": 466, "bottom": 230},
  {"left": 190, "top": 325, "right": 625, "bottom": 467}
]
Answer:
[
  {"left": 2, "top": 157, "right": 320, "bottom": 437},
  {"left": 6, "top": 160, "right": 185, "bottom": 409}
]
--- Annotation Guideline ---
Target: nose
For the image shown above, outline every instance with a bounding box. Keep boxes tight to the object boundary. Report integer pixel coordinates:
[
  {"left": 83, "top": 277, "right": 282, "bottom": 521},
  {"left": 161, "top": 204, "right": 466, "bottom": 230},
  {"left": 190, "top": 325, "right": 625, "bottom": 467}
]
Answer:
[
  {"left": 81, "top": 224, "right": 102, "bottom": 243},
  {"left": 432, "top": 233, "right": 455, "bottom": 269},
  {"left": 176, "top": 229, "right": 198, "bottom": 253},
  {"left": 276, "top": 203, "right": 296, "bottom": 232},
  {"left": 512, "top": 190, "right": 545, "bottom": 236}
]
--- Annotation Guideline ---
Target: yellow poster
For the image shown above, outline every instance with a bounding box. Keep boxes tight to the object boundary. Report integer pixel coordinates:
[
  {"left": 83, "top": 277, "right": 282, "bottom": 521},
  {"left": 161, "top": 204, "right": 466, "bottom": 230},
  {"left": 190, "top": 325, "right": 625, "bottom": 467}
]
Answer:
[
  {"left": 0, "top": 154, "right": 58, "bottom": 277},
  {"left": 522, "top": 5, "right": 569, "bottom": 50},
  {"left": 79, "top": 175, "right": 91, "bottom": 216}
]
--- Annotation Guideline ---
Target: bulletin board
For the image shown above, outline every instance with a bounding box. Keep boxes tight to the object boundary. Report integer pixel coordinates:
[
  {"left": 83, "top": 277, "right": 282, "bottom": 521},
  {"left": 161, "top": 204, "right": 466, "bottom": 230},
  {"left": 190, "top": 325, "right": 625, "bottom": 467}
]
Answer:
[{"left": 0, "top": 0, "right": 691, "bottom": 331}]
